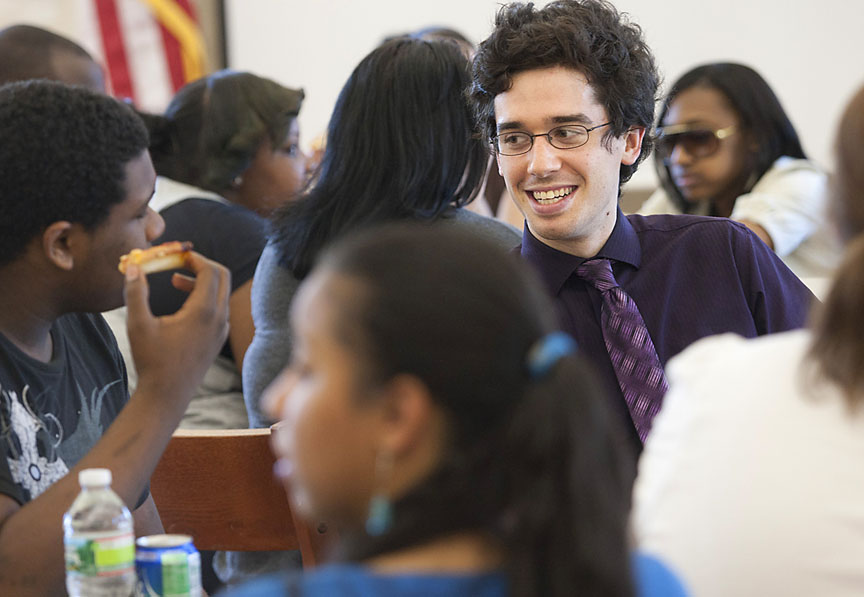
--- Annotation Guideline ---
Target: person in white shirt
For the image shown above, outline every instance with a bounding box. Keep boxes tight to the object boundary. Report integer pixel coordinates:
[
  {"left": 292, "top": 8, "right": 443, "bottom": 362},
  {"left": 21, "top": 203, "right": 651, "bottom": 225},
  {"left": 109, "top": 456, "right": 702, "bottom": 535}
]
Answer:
[
  {"left": 632, "top": 81, "right": 864, "bottom": 597},
  {"left": 639, "top": 62, "right": 840, "bottom": 279}
]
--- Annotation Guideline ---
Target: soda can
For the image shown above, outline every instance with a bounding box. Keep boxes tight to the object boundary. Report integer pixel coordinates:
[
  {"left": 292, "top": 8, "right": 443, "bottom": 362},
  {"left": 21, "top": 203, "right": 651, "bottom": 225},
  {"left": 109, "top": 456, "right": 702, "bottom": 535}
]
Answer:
[{"left": 135, "top": 534, "right": 202, "bottom": 597}]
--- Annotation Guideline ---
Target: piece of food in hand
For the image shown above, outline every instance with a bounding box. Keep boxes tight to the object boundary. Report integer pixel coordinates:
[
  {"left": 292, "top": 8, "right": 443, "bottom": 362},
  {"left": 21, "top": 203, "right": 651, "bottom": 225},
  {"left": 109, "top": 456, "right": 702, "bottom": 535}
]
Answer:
[{"left": 118, "top": 241, "right": 193, "bottom": 274}]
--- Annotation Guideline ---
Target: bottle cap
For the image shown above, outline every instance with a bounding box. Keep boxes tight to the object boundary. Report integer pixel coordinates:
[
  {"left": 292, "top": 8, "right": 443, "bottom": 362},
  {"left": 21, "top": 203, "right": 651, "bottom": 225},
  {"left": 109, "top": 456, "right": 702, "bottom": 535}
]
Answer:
[{"left": 79, "top": 468, "right": 112, "bottom": 487}]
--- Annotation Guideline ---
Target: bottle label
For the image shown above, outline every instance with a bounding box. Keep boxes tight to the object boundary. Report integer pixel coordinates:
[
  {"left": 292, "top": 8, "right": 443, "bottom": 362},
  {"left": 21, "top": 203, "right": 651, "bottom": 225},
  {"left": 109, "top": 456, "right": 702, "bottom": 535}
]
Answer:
[{"left": 65, "top": 530, "right": 135, "bottom": 578}]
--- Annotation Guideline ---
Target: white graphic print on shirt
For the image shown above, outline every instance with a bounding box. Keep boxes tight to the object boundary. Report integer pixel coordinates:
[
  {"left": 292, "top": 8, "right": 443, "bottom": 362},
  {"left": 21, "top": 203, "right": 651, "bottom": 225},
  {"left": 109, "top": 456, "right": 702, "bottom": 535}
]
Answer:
[
  {"left": 0, "top": 378, "right": 122, "bottom": 500},
  {"left": 1, "top": 385, "right": 69, "bottom": 498}
]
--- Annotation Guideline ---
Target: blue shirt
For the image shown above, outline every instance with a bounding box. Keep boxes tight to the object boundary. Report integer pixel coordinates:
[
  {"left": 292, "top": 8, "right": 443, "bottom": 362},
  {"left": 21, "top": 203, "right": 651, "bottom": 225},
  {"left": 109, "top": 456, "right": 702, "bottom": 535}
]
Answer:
[
  {"left": 521, "top": 211, "right": 814, "bottom": 448},
  {"left": 223, "top": 553, "right": 687, "bottom": 596}
]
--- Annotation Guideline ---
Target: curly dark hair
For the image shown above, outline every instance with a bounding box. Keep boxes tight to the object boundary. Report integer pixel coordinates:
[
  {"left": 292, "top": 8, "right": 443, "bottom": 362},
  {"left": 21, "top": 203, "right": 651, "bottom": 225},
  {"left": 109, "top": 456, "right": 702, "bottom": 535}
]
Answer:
[
  {"left": 470, "top": 0, "right": 659, "bottom": 186},
  {"left": 0, "top": 80, "right": 149, "bottom": 267}
]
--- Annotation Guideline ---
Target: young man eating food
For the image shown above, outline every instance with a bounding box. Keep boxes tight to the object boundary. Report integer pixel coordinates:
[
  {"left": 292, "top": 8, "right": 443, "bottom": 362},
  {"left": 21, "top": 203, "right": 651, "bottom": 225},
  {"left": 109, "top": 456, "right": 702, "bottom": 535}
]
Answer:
[{"left": 0, "top": 80, "right": 230, "bottom": 596}]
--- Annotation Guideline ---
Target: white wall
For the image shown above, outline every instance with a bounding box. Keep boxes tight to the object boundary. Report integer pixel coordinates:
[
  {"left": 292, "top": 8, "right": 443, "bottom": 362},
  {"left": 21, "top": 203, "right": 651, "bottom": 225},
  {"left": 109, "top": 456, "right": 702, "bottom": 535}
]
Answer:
[
  {"left": 225, "top": 0, "right": 502, "bottom": 164},
  {"left": 226, "top": 0, "right": 863, "bottom": 190}
]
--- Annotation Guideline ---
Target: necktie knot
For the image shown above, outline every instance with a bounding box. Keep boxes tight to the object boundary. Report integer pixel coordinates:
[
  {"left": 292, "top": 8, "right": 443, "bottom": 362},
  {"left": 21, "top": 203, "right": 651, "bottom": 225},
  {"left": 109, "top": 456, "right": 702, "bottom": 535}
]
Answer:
[{"left": 576, "top": 258, "right": 619, "bottom": 292}]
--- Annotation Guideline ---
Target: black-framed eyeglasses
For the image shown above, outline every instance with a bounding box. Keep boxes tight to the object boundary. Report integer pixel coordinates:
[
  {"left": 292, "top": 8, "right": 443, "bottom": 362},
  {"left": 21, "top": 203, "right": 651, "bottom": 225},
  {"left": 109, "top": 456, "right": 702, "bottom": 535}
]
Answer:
[
  {"left": 655, "top": 124, "right": 736, "bottom": 161},
  {"left": 490, "top": 122, "right": 612, "bottom": 156}
]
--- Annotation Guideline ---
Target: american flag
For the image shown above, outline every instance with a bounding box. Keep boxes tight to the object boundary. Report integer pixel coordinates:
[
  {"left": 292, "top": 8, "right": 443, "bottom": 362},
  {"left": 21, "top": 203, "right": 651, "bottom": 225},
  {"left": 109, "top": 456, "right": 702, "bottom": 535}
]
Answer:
[{"left": 0, "top": 0, "right": 209, "bottom": 112}]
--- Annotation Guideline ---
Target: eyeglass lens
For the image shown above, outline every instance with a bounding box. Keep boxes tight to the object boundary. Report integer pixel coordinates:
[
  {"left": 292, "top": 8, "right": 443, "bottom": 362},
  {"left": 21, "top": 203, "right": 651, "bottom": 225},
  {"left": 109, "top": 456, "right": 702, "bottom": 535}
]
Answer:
[
  {"left": 495, "top": 125, "right": 590, "bottom": 155},
  {"left": 658, "top": 130, "right": 720, "bottom": 160}
]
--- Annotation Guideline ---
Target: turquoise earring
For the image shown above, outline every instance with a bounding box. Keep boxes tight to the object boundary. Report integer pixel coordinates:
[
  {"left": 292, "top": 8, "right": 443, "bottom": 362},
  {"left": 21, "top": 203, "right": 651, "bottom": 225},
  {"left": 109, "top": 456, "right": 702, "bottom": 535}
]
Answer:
[
  {"left": 365, "top": 494, "right": 393, "bottom": 536},
  {"left": 365, "top": 449, "right": 394, "bottom": 536}
]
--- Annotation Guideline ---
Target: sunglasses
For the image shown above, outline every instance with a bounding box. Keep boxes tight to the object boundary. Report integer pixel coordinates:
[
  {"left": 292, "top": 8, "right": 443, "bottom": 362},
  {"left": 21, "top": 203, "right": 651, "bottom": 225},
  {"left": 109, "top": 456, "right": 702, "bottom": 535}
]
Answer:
[{"left": 655, "top": 124, "right": 736, "bottom": 161}]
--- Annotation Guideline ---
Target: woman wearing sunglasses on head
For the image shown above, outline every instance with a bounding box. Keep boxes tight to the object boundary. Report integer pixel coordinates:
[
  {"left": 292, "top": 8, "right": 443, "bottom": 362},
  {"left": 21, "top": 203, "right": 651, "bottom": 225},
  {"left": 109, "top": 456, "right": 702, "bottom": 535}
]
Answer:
[{"left": 639, "top": 62, "right": 840, "bottom": 279}]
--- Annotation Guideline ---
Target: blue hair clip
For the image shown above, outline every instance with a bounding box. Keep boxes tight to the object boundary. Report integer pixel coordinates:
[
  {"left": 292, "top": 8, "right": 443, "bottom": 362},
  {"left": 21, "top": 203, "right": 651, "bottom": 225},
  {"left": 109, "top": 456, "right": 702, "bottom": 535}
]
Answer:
[{"left": 526, "top": 332, "right": 577, "bottom": 379}]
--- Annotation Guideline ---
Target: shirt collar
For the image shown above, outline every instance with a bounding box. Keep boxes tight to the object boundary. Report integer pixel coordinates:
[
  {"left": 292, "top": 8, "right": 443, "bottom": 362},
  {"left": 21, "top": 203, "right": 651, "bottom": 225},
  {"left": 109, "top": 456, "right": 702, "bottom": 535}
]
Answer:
[
  {"left": 520, "top": 208, "right": 642, "bottom": 294},
  {"left": 150, "top": 176, "right": 227, "bottom": 213},
  {"left": 597, "top": 208, "right": 642, "bottom": 267}
]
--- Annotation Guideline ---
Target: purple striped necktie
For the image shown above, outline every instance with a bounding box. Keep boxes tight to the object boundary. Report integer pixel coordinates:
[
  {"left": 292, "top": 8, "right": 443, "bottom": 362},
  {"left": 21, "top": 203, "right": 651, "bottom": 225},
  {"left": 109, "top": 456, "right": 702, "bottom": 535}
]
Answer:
[{"left": 576, "top": 258, "right": 667, "bottom": 442}]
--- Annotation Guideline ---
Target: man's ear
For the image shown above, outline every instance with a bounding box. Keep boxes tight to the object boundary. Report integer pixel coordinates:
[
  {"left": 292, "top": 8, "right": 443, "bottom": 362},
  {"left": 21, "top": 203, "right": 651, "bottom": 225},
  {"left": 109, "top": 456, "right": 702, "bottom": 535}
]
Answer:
[
  {"left": 377, "top": 374, "right": 442, "bottom": 458},
  {"left": 41, "top": 221, "right": 77, "bottom": 271},
  {"left": 621, "top": 126, "right": 646, "bottom": 166}
]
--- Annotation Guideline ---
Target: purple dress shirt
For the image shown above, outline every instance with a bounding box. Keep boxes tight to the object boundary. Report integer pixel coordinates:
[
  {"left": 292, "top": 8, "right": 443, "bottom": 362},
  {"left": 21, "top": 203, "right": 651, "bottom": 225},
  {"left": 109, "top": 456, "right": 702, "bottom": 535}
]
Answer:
[{"left": 520, "top": 210, "right": 815, "bottom": 450}]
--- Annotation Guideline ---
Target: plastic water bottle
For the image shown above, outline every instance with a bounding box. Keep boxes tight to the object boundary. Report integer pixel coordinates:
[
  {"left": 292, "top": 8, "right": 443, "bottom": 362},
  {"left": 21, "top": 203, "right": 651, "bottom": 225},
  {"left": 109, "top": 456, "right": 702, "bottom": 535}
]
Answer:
[{"left": 64, "top": 468, "right": 136, "bottom": 597}]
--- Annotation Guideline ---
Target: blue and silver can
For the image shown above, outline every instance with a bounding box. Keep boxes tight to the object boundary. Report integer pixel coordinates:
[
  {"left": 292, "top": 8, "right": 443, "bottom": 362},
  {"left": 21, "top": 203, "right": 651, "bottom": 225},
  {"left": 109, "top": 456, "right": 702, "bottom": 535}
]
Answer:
[{"left": 135, "top": 534, "right": 202, "bottom": 597}]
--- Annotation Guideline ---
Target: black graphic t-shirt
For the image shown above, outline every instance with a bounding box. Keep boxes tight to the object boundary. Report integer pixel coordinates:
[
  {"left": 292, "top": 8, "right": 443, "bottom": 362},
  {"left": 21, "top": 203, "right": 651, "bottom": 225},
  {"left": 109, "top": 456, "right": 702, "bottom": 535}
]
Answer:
[{"left": 0, "top": 313, "right": 129, "bottom": 504}]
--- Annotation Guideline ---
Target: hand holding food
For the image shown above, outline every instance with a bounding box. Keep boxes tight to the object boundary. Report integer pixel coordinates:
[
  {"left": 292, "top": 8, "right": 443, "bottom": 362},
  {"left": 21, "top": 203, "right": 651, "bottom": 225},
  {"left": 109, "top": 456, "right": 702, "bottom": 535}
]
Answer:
[{"left": 124, "top": 250, "right": 231, "bottom": 402}]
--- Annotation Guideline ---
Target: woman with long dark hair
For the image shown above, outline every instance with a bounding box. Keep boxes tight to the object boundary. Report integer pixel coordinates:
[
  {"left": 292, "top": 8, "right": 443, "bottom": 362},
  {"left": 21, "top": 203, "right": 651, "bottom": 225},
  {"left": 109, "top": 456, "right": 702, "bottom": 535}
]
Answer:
[
  {"left": 242, "top": 38, "right": 520, "bottom": 427},
  {"left": 229, "top": 224, "right": 684, "bottom": 597},
  {"left": 634, "top": 82, "right": 864, "bottom": 597},
  {"left": 640, "top": 62, "right": 840, "bottom": 278}
]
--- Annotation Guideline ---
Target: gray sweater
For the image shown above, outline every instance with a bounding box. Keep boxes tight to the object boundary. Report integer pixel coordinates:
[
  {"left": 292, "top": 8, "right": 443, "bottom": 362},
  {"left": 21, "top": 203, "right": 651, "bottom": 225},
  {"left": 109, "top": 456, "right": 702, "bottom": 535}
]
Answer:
[{"left": 242, "top": 208, "right": 521, "bottom": 427}]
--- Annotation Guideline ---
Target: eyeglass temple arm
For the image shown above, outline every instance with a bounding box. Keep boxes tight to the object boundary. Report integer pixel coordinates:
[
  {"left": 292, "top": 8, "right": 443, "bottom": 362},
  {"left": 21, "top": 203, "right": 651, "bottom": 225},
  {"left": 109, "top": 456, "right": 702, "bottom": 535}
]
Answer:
[{"left": 657, "top": 123, "right": 736, "bottom": 138}]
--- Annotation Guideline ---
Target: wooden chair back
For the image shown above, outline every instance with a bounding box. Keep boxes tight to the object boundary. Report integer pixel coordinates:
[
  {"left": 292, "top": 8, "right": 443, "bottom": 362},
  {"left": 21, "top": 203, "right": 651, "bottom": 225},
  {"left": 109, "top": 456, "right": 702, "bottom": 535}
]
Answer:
[{"left": 149, "top": 428, "right": 330, "bottom": 567}]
